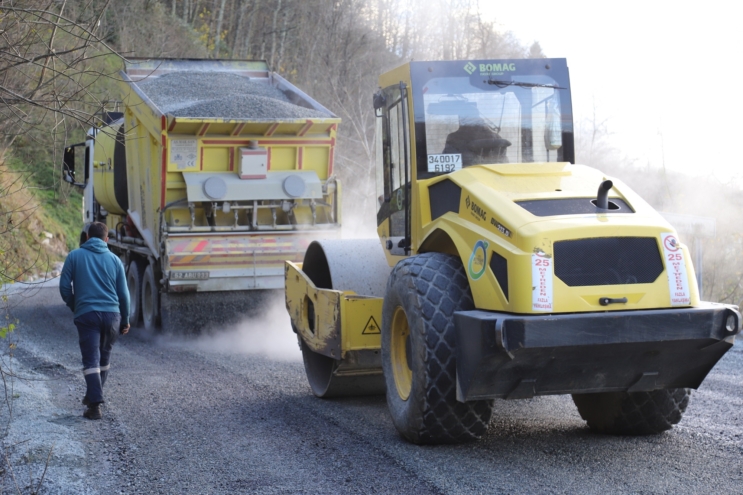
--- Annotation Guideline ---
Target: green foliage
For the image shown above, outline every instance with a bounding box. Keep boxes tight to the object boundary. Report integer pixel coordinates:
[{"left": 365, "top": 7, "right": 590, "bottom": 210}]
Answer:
[
  {"left": 0, "top": 294, "right": 14, "bottom": 339},
  {"left": 4, "top": 154, "right": 83, "bottom": 253},
  {"left": 0, "top": 322, "right": 16, "bottom": 340}
]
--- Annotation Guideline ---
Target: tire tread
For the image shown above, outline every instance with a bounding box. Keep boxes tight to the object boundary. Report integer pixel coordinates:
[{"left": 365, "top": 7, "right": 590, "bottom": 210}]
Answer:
[
  {"left": 384, "top": 253, "right": 493, "bottom": 444},
  {"left": 573, "top": 388, "right": 690, "bottom": 435}
]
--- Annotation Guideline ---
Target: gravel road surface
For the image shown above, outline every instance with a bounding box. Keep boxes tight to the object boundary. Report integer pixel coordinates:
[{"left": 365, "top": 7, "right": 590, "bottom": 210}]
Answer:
[{"left": 2, "top": 285, "right": 741, "bottom": 494}]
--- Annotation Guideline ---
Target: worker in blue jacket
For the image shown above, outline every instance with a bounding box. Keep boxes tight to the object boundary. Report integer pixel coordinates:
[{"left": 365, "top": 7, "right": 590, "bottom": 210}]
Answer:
[{"left": 59, "top": 222, "right": 130, "bottom": 420}]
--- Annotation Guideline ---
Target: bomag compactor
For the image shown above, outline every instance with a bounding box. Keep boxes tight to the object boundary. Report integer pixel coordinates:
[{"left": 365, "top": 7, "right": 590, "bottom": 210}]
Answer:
[{"left": 285, "top": 58, "right": 741, "bottom": 444}]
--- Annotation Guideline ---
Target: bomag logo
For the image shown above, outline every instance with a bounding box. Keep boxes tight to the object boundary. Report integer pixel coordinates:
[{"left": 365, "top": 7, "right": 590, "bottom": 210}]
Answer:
[
  {"left": 480, "top": 63, "right": 516, "bottom": 72},
  {"left": 464, "top": 62, "right": 517, "bottom": 76},
  {"left": 465, "top": 195, "right": 487, "bottom": 221}
]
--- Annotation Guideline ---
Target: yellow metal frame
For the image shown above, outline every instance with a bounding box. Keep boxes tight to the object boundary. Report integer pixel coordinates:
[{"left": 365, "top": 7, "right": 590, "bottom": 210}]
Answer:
[{"left": 285, "top": 261, "right": 382, "bottom": 358}]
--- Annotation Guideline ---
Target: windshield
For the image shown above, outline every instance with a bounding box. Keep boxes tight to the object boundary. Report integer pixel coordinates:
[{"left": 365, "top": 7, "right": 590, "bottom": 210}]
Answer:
[{"left": 410, "top": 59, "right": 573, "bottom": 179}]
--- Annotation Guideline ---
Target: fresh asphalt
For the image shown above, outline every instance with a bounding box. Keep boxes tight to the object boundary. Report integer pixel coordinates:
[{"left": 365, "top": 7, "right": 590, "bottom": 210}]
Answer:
[{"left": 3, "top": 285, "right": 742, "bottom": 494}]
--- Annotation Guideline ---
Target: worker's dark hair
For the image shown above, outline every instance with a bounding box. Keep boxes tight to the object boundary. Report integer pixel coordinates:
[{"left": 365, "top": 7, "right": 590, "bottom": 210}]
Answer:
[{"left": 87, "top": 222, "right": 108, "bottom": 240}]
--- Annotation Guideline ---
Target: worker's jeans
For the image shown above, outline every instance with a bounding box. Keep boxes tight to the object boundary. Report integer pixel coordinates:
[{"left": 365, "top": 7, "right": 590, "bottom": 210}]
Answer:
[{"left": 74, "top": 311, "right": 120, "bottom": 405}]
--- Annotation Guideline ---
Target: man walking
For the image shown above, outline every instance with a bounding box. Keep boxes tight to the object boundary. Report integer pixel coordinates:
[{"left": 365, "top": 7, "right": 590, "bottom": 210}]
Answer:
[{"left": 59, "top": 222, "right": 130, "bottom": 420}]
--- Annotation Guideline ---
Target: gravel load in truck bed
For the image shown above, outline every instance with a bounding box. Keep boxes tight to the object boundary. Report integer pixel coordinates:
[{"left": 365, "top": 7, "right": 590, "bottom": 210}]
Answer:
[{"left": 136, "top": 71, "right": 332, "bottom": 119}]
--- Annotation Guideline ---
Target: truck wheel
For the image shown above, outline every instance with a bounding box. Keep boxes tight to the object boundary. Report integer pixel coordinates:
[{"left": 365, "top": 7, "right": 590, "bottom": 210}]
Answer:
[
  {"left": 381, "top": 253, "right": 494, "bottom": 444},
  {"left": 572, "top": 388, "right": 691, "bottom": 435},
  {"left": 141, "top": 264, "right": 160, "bottom": 330},
  {"left": 127, "top": 259, "right": 145, "bottom": 326}
]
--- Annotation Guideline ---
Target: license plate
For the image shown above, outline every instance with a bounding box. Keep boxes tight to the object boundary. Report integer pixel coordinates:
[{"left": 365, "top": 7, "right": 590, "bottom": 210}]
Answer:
[
  {"left": 169, "top": 271, "right": 210, "bottom": 280},
  {"left": 427, "top": 154, "right": 462, "bottom": 173}
]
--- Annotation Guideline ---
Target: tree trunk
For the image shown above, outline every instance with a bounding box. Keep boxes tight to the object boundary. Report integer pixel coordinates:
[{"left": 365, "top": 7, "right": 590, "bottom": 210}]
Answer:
[
  {"left": 214, "top": 0, "right": 228, "bottom": 56},
  {"left": 276, "top": 1, "right": 290, "bottom": 71},
  {"left": 249, "top": 0, "right": 262, "bottom": 59},
  {"left": 269, "top": 0, "right": 282, "bottom": 69}
]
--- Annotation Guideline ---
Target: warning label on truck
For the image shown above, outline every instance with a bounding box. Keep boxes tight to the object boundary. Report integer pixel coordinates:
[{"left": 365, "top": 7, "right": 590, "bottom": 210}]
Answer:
[
  {"left": 532, "top": 252, "right": 553, "bottom": 312},
  {"left": 171, "top": 139, "right": 198, "bottom": 170},
  {"left": 661, "top": 233, "right": 691, "bottom": 306}
]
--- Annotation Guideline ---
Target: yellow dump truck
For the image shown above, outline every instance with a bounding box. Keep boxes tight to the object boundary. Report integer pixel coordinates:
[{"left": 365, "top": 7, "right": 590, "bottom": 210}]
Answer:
[
  {"left": 286, "top": 58, "right": 741, "bottom": 444},
  {"left": 63, "top": 58, "right": 340, "bottom": 331}
]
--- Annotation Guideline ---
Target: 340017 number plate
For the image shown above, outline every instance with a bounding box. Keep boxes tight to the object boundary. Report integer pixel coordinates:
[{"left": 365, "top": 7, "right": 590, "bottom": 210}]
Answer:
[{"left": 427, "top": 154, "right": 462, "bottom": 173}]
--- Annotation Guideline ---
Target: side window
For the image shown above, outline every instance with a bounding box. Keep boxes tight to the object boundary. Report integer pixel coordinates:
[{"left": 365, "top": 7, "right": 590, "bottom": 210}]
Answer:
[{"left": 376, "top": 84, "right": 411, "bottom": 247}]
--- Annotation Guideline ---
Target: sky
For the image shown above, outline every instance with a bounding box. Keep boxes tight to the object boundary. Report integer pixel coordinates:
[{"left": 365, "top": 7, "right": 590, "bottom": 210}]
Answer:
[{"left": 480, "top": 1, "right": 743, "bottom": 183}]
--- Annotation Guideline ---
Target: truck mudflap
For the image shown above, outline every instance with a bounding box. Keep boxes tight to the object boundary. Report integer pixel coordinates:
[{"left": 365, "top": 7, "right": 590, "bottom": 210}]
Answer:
[{"left": 454, "top": 304, "right": 741, "bottom": 402}]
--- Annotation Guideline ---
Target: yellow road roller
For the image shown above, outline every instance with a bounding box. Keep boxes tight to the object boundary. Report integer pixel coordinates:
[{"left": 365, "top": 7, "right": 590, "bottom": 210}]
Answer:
[{"left": 285, "top": 58, "right": 741, "bottom": 444}]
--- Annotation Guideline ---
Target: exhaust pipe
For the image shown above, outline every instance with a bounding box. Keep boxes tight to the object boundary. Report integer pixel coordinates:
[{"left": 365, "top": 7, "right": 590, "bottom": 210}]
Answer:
[{"left": 596, "top": 180, "right": 613, "bottom": 210}]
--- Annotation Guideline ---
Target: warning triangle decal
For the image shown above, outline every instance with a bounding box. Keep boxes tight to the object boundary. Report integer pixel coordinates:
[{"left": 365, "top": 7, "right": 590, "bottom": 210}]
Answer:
[{"left": 362, "top": 316, "right": 381, "bottom": 335}]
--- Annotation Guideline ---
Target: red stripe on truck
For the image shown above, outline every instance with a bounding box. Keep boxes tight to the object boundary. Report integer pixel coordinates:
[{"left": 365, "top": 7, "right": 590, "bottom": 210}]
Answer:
[
  {"left": 298, "top": 120, "right": 314, "bottom": 136},
  {"left": 265, "top": 123, "right": 279, "bottom": 136},
  {"left": 328, "top": 144, "right": 334, "bottom": 176},
  {"left": 161, "top": 146, "right": 167, "bottom": 208},
  {"left": 231, "top": 123, "right": 245, "bottom": 136},
  {"left": 257, "top": 139, "right": 332, "bottom": 146}
]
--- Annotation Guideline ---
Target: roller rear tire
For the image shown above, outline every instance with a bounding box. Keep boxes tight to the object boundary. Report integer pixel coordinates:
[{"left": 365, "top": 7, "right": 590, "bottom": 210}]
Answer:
[
  {"left": 572, "top": 388, "right": 691, "bottom": 435},
  {"left": 382, "top": 253, "right": 493, "bottom": 444}
]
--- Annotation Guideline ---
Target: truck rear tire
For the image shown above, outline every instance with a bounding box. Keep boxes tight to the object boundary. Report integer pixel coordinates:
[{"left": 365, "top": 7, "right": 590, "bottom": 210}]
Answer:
[
  {"left": 142, "top": 264, "right": 160, "bottom": 330},
  {"left": 381, "top": 253, "right": 494, "bottom": 444},
  {"left": 572, "top": 388, "right": 691, "bottom": 435},
  {"left": 127, "top": 259, "right": 145, "bottom": 327}
]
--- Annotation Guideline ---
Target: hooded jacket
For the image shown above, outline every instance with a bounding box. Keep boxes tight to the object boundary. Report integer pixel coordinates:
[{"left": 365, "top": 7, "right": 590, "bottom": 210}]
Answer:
[{"left": 59, "top": 237, "right": 130, "bottom": 325}]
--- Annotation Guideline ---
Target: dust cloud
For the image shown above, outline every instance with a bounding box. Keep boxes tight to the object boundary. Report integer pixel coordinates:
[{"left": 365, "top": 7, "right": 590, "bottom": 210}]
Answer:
[
  {"left": 341, "top": 208, "right": 377, "bottom": 239},
  {"left": 187, "top": 292, "right": 301, "bottom": 362}
]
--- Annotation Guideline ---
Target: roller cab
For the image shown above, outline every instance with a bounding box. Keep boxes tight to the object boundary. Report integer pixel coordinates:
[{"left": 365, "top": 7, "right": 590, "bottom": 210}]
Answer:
[{"left": 287, "top": 58, "right": 741, "bottom": 444}]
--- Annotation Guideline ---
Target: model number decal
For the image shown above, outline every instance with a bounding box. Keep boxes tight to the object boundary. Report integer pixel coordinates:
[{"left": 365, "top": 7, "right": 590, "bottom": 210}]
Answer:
[{"left": 427, "top": 154, "right": 462, "bottom": 173}]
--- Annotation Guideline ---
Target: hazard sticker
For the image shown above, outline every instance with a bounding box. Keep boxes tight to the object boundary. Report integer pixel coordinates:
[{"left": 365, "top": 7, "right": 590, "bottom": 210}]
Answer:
[
  {"left": 362, "top": 316, "right": 381, "bottom": 335},
  {"left": 661, "top": 233, "right": 691, "bottom": 306},
  {"left": 532, "top": 252, "right": 553, "bottom": 312}
]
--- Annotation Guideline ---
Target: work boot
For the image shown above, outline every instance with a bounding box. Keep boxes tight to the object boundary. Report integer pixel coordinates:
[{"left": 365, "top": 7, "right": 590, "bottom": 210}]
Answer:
[
  {"left": 82, "top": 396, "right": 90, "bottom": 406},
  {"left": 83, "top": 403, "right": 102, "bottom": 420}
]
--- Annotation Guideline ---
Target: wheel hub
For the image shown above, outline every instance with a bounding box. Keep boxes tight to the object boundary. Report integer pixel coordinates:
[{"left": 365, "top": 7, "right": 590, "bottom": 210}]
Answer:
[{"left": 391, "top": 306, "right": 412, "bottom": 400}]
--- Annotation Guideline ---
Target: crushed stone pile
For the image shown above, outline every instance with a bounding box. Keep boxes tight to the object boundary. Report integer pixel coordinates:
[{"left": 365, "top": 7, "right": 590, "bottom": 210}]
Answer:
[{"left": 136, "top": 72, "right": 332, "bottom": 119}]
